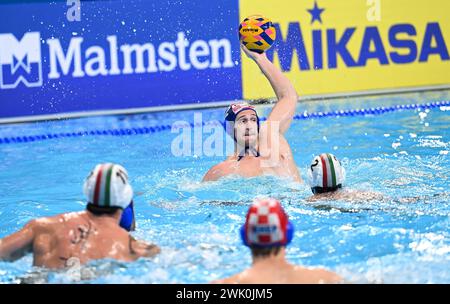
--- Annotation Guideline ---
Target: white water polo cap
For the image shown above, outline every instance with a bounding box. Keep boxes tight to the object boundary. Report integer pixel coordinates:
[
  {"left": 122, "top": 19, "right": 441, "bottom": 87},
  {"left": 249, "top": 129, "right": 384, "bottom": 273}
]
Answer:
[
  {"left": 308, "top": 153, "right": 346, "bottom": 194},
  {"left": 83, "top": 163, "right": 133, "bottom": 209}
]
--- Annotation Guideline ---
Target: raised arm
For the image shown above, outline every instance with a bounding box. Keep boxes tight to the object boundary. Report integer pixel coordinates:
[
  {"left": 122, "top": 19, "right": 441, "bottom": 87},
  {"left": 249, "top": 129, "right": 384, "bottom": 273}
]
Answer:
[
  {"left": 0, "top": 220, "right": 35, "bottom": 261},
  {"left": 241, "top": 45, "right": 298, "bottom": 134}
]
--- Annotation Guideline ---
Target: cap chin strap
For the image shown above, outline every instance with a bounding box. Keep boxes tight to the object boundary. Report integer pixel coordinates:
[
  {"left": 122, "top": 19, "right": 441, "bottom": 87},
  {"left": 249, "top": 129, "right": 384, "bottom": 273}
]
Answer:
[{"left": 237, "top": 146, "right": 260, "bottom": 157}]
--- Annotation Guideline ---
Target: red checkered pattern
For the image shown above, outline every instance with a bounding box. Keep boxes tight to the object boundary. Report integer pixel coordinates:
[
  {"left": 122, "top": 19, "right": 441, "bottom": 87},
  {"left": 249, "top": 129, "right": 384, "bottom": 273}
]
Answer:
[
  {"left": 244, "top": 198, "right": 289, "bottom": 246},
  {"left": 230, "top": 103, "right": 255, "bottom": 115}
]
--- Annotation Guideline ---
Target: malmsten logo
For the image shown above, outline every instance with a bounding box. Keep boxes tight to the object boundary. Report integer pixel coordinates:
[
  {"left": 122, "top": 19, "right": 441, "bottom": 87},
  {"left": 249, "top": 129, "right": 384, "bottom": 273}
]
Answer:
[
  {"left": 0, "top": 32, "right": 42, "bottom": 89},
  {"left": 0, "top": 31, "right": 234, "bottom": 89}
]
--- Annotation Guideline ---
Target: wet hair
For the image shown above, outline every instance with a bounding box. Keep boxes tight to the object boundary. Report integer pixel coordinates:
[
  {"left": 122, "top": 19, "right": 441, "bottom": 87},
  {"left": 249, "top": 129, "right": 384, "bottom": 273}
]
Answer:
[
  {"left": 311, "top": 184, "right": 342, "bottom": 194},
  {"left": 250, "top": 246, "right": 283, "bottom": 258},
  {"left": 86, "top": 203, "right": 122, "bottom": 215}
]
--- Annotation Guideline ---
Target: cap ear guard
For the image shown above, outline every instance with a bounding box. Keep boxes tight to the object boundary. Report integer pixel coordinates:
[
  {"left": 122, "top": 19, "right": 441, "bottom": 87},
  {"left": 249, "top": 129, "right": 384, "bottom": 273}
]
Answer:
[
  {"left": 119, "top": 201, "right": 135, "bottom": 231},
  {"left": 240, "top": 220, "right": 294, "bottom": 247},
  {"left": 240, "top": 225, "right": 248, "bottom": 246},
  {"left": 286, "top": 221, "right": 294, "bottom": 245}
]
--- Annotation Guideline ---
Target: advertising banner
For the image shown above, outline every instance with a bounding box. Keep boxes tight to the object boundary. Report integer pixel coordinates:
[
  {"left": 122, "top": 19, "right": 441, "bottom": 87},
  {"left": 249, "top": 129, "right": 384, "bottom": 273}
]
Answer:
[
  {"left": 0, "top": 0, "right": 242, "bottom": 121},
  {"left": 240, "top": 0, "right": 450, "bottom": 99}
]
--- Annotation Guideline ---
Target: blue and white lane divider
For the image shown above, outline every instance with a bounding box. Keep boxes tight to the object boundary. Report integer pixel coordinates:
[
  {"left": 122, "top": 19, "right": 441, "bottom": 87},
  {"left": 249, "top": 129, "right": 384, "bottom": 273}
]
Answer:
[{"left": 0, "top": 100, "right": 449, "bottom": 145}]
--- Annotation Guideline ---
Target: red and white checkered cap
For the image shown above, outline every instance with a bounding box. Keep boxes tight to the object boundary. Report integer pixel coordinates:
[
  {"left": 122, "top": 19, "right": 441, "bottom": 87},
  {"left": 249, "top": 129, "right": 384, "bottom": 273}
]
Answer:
[
  {"left": 225, "top": 102, "right": 257, "bottom": 122},
  {"left": 243, "top": 198, "right": 289, "bottom": 246}
]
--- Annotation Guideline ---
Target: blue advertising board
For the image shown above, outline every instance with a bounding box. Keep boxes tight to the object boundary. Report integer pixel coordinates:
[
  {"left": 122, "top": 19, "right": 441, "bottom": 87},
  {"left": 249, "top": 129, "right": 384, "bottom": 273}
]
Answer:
[{"left": 0, "top": 0, "right": 242, "bottom": 121}]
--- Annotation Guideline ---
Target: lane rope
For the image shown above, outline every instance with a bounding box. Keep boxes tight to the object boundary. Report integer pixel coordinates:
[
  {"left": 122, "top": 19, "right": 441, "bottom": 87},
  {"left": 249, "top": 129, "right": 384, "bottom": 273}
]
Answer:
[{"left": 0, "top": 100, "right": 448, "bottom": 145}]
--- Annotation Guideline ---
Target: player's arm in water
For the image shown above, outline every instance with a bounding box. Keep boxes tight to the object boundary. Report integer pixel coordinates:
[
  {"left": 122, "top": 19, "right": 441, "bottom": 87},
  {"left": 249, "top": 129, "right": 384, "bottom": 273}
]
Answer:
[
  {"left": 201, "top": 163, "right": 226, "bottom": 182},
  {"left": 0, "top": 220, "right": 36, "bottom": 261},
  {"left": 128, "top": 236, "right": 161, "bottom": 258},
  {"left": 241, "top": 45, "right": 298, "bottom": 134}
]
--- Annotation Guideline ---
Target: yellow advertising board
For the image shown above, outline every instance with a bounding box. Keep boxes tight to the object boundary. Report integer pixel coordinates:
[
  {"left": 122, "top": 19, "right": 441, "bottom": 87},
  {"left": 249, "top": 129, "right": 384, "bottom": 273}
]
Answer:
[{"left": 239, "top": 0, "right": 450, "bottom": 99}]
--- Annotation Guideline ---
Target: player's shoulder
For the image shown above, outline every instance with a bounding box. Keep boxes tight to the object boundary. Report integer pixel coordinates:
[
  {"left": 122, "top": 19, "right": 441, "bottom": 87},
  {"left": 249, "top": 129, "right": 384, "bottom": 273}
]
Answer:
[
  {"left": 203, "top": 162, "right": 228, "bottom": 181},
  {"left": 37, "top": 211, "right": 85, "bottom": 227}
]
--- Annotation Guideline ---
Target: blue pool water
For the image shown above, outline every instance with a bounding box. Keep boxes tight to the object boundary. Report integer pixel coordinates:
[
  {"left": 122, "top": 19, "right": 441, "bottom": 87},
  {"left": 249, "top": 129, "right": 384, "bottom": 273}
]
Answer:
[{"left": 0, "top": 90, "right": 449, "bottom": 283}]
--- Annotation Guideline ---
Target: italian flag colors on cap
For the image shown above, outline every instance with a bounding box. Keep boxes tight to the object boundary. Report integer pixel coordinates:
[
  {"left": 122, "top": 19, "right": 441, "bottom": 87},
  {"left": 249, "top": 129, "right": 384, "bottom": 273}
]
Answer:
[
  {"left": 83, "top": 163, "right": 133, "bottom": 209},
  {"left": 308, "top": 153, "right": 345, "bottom": 189}
]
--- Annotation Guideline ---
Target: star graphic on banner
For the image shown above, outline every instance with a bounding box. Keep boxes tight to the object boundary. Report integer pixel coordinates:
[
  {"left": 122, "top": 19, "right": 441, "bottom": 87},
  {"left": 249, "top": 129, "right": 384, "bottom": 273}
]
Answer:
[{"left": 307, "top": 1, "right": 325, "bottom": 24}]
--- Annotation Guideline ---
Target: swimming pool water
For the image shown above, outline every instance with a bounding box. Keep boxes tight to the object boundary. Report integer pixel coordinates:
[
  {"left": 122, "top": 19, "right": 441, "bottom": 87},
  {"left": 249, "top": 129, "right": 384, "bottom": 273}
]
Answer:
[{"left": 0, "top": 90, "right": 449, "bottom": 283}]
